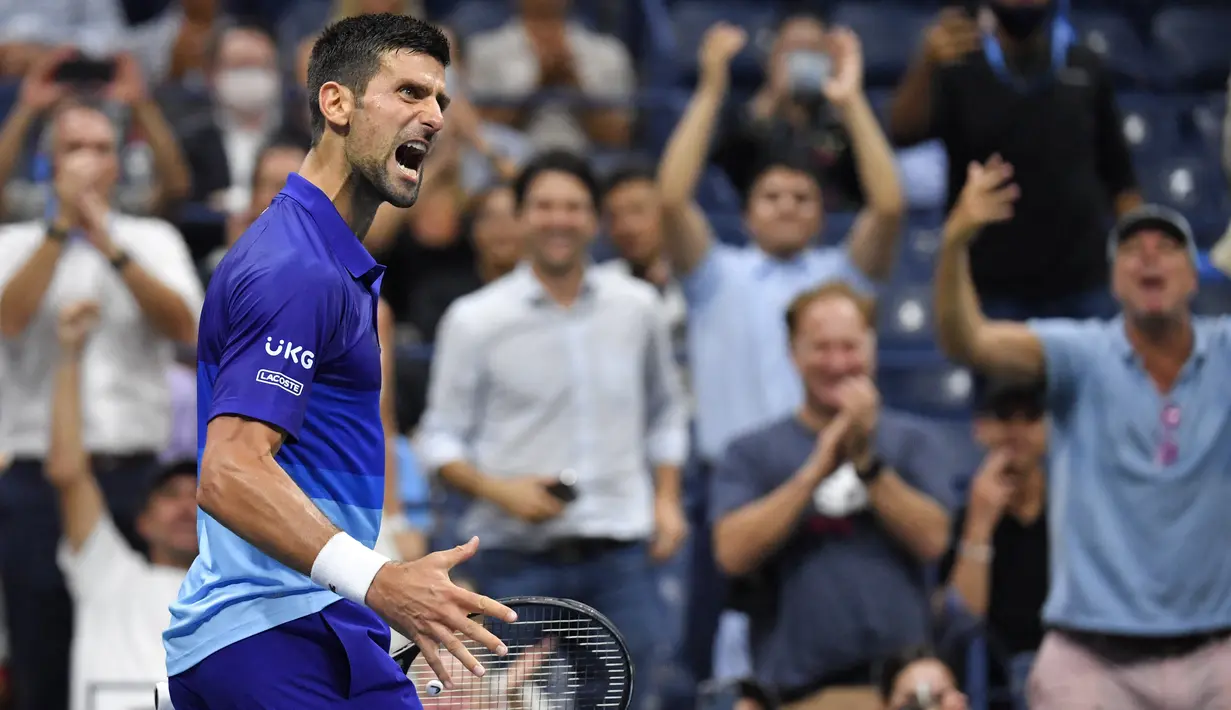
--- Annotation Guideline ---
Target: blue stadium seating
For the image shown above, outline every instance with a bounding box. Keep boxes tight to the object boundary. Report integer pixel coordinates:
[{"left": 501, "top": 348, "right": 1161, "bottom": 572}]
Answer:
[
  {"left": 877, "top": 361, "right": 973, "bottom": 419},
  {"left": 445, "top": 1, "right": 515, "bottom": 38},
  {"left": 896, "top": 213, "right": 944, "bottom": 283},
  {"left": 819, "top": 210, "right": 857, "bottom": 247},
  {"left": 1070, "top": 10, "right": 1154, "bottom": 88},
  {"left": 828, "top": 3, "right": 931, "bottom": 88},
  {"left": 708, "top": 212, "right": 748, "bottom": 246},
  {"left": 670, "top": 2, "right": 777, "bottom": 90},
  {"left": 1117, "top": 92, "right": 1181, "bottom": 160},
  {"left": 1151, "top": 7, "right": 1231, "bottom": 91},
  {"left": 877, "top": 283, "right": 934, "bottom": 350},
  {"left": 1183, "top": 92, "right": 1227, "bottom": 153},
  {"left": 1139, "top": 156, "right": 1228, "bottom": 234}
]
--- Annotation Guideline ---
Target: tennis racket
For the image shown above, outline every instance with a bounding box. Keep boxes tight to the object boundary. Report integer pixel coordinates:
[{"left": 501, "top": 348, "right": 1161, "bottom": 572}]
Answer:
[{"left": 392, "top": 596, "right": 634, "bottom": 709}]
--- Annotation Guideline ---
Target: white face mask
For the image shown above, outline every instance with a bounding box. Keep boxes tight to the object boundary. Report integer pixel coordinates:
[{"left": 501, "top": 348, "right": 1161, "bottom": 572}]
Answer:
[{"left": 216, "top": 68, "right": 280, "bottom": 114}]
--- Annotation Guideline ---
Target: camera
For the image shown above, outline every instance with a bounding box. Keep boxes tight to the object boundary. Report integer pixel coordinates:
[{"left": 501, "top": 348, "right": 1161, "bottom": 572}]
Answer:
[
  {"left": 785, "top": 50, "right": 831, "bottom": 98},
  {"left": 53, "top": 54, "right": 117, "bottom": 85}
]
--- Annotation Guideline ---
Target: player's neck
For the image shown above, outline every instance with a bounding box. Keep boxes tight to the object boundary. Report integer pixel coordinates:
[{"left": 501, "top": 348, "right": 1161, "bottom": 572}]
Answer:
[{"left": 299, "top": 146, "right": 381, "bottom": 241}]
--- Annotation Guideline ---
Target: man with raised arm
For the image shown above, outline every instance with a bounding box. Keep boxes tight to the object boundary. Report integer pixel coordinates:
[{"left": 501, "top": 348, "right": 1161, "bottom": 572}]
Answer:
[{"left": 934, "top": 156, "right": 1231, "bottom": 710}]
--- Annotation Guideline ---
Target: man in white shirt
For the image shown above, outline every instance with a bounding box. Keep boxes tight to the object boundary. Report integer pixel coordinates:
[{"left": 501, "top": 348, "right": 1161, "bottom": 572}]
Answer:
[
  {"left": 46, "top": 300, "right": 195, "bottom": 710},
  {"left": 0, "top": 100, "right": 202, "bottom": 710}
]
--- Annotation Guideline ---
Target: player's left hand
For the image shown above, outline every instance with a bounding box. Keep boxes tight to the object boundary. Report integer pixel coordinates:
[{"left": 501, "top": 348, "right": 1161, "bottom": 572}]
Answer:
[
  {"left": 366, "top": 536, "right": 518, "bottom": 690},
  {"left": 649, "top": 494, "right": 689, "bottom": 563}
]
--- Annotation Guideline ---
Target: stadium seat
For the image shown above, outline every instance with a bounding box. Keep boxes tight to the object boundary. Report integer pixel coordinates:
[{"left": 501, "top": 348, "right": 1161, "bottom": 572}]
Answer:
[
  {"left": 896, "top": 214, "right": 944, "bottom": 283},
  {"left": 709, "top": 212, "right": 748, "bottom": 246},
  {"left": 876, "top": 283, "right": 934, "bottom": 349},
  {"left": 671, "top": 2, "right": 778, "bottom": 90},
  {"left": 820, "top": 210, "right": 857, "bottom": 247},
  {"left": 697, "top": 168, "right": 742, "bottom": 214},
  {"left": 1194, "top": 274, "right": 1231, "bottom": 317},
  {"left": 1069, "top": 10, "right": 1153, "bottom": 88},
  {"left": 1140, "top": 155, "right": 1226, "bottom": 217},
  {"left": 877, "top": 361, "right": 973, "bottom": 418},
  {"left": 1183, "top": 92, "right": 1227, "bottom": 153},
  {"left": 1116, "top": 92, "right": 1181, "bottom": 160},
  {"left": 1151, "top": 7, "right": 1231, "bottom": 91},
  {"left": 829, "top": 3, "right": 931, "bottom": 87}
]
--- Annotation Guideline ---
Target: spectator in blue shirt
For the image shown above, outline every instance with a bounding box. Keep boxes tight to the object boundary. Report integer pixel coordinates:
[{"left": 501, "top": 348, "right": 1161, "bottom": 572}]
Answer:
[
  {"left": 711, "top": 283, "right": 953, "bottom": 710},
  {"left": 657, "top": 21, "right": 904, "bottom": 685},
  {"left": 935, "top": 157, "right": 1231, "bottom": 710}
]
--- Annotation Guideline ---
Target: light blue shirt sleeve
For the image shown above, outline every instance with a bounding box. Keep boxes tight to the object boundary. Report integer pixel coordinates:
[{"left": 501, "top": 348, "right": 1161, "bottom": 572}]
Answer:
[
  {"left": 416, "top": 302, "right": 483, "bottom": 471},
  {"left": 679, "top": 243, "right": 734, "bottom": 309},
  {"left": 1027, "top": 318, "right": 1099, "bottom": 409}
]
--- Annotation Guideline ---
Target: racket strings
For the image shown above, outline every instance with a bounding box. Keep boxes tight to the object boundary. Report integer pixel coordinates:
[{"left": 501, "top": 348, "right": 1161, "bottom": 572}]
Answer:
[{"left": 407, "top": 604, "right": 628, "bottom": 709}]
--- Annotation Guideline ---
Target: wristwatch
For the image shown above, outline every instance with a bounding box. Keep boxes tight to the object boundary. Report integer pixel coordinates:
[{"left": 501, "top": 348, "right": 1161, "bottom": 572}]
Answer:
[
  {"left": 856, "top": 455, "right": 885, "bottom": 484},
  {"left": 46, "top": 221, "right": 70, "bottom": 242},
  {"left": 109, "top": 250, "right": 132, "bottom": 272}
]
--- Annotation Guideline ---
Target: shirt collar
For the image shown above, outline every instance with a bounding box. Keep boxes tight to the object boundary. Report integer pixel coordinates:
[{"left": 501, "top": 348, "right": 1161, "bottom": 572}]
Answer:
[
  {"left": 750, "top": 246, "right": 809, "bottom": 279},
  {"left": 281, "top": 173, "right": 381, "bottom": 284},
  {"left": 1111, "top": 313, "right": 1208, "bottom": 365},
  {"left": 514, "top": 261, "right": 600, "bottom": 305}
]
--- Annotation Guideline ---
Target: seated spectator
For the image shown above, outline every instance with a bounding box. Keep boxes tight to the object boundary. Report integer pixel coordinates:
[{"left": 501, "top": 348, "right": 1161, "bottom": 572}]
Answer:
[
  {"left": 464, "top": 0, "right": 635, "bottom": 152},
  {"left": 710, "top": 284, "right": 953, "bottom": 710},
  {"left": 0, "top": 99, "right": 202, "bottom": 710},
  {"left": 47, "top": 301, "right": 195, "bottom": 710},
  {"left": 890, "top": 1, "right": 1139, "bottom": 320},
  {"left": 173, "top": 20, "right": 289, "bottom": 214},
  {"left": 0, "top": 51, "right": 191, "bottom": 221},
  {"left": 879, "top": 648, "right": 968, "bottom": 710},
  {"left": 938, "top": 376, "right": 1049, "bottom": 710}
]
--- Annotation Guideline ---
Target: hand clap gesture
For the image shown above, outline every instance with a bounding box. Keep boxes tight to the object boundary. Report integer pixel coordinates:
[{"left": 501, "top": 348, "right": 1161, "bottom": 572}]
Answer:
[
  {"left": 57, "top": 301, "right": 100, "bottom": 353},
  {"left": 699, "top": 22, "right": 748, "bottom": 82},
  {"left": 946, "top": 154, "right": 1020, "bottom": 245}
]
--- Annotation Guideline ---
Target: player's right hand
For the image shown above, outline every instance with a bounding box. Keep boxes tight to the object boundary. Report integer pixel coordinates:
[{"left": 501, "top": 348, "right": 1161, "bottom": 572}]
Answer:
[
  {"left": 366, "top": 536, "right": 517, "bottom": 690},
  {"left": 486, "top": 476, "right": 565, "bottom": 523}
]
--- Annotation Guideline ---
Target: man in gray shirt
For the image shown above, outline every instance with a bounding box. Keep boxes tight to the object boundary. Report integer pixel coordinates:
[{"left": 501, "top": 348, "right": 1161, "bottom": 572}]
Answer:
[
  {"left": 418, "top": 150, "right": 690, "bottom": 710},
  {"left": 711, "top": 283, "right": 955, "bottom": 710}
]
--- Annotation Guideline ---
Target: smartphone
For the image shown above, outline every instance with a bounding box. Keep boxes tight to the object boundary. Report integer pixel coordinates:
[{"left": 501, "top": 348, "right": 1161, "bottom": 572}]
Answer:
[
  {"left": 785, "top": 50, "right": 831, "bottom": 98},
  {"left": 546, "top": 469, "right": 578, "bottom": 503},
  {"left": 53, "top": 56, "right": 117, "bottom": 85}
]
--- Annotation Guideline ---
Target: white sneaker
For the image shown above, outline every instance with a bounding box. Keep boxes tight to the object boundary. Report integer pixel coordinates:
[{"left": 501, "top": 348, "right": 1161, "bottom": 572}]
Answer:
[{"left": 154, "top": 681, "right": 176, "bottom": 709}]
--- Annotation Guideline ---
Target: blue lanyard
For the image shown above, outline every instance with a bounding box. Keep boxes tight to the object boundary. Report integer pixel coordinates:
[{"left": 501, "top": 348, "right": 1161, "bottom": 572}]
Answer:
[{"left": 982, "top": 12, "right": 1075, "bottom": 92}]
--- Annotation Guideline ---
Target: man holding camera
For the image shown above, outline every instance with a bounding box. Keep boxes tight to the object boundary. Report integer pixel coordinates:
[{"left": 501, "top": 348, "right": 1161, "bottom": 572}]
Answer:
[
  {"left": 419, "top": 151, "right": 690, "bottom": 710},
  {"left": 0, "top": 49, "right": 190, "bottom": 222},
  {"left": 0, "top": 99, "right": 202, "bottom": 710}
]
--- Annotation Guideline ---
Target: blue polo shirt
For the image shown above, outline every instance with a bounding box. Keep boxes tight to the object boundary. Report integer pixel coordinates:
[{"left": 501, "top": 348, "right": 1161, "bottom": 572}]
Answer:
[
  {"left": 1032, "top": 315, "right": 1231, "bottom": 635},
  {"left": 164, "top": 174, "right": 387, "bottom": 675}
]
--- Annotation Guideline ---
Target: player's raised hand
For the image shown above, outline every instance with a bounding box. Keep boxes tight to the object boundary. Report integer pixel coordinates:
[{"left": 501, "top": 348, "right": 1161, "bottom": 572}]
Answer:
[
  {"left": 945, "top": 154, "right": 1019, "bottom": 245},
  {"left": 366, "top": 536, "right": 517, "bottom": 690},
  {"left": 699, "top": 22, "right": 748, "bottom": 82}
]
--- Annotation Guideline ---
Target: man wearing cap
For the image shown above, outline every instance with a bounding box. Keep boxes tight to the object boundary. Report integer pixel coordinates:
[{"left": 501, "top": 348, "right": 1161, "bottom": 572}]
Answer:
[
  {"left": 934, "top": 157, "right": 1231, "bottom": 709},
  {"left": 44, "top": 301, "right": 197, "bottom": 710},
  {"left": 939, "top": 376, "right": 1049, "bottom": 710}
]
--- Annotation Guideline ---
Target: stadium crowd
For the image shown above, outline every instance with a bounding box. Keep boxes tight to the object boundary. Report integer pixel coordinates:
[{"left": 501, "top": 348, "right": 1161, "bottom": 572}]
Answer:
[{"left": 0, "top": 0, "right": 1229, "bottom": 709}]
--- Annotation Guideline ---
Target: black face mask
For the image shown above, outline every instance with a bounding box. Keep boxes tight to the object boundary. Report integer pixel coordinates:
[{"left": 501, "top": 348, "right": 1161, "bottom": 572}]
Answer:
[{"left": 991, "top": 2, "right": 1054, "bottom": 40}]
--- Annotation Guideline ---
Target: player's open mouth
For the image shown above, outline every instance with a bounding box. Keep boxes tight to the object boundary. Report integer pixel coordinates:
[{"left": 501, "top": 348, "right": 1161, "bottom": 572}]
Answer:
[
  {"left": 1139, "top": 274, "right": 1165, "bottom": 292},
  {"left": 395, "top": 141, "right": 428, "bottom": 180}
]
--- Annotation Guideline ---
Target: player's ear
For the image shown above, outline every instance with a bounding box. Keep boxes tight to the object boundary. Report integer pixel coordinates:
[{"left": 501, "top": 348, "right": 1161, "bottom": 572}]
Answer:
[{"left": 317, "top": 81, "right": 356, "bottom": 134}]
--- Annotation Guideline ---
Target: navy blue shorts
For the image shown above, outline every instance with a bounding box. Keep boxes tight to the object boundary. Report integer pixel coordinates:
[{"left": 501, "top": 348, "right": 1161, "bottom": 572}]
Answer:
[{"left": 169, "top": 600, "right": 422, "bottom": 709}]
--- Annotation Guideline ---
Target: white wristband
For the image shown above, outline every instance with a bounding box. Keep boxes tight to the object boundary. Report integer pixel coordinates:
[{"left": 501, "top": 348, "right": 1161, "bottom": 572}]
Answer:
[{"left": 310, "top": 532, "right": 391, "bottom": 605}]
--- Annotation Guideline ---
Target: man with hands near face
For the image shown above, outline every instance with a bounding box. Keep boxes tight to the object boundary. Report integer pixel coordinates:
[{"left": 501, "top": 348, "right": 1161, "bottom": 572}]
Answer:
[
  {"left": 0, "top": 100, "right": 201, "bottom": 710},
  {"left": 710, "top": 284, "right": 954, "bottom": 710}
]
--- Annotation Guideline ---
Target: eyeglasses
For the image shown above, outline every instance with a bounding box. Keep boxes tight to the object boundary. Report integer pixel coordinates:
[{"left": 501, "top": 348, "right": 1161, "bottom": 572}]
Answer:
[{"left": 1157, "top": 402, "right": 1180, "bottom": 466}]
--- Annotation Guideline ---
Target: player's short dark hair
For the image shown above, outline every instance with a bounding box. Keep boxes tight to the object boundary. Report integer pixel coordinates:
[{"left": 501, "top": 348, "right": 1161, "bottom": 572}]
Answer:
[
  {"left": 602, "top": 161, "right": 656, "bottom": 198},
  {"left": 744, "top": 153, "right": 821, "bottom": 207},
  {"left": 513, "top": 150, "right": 601, "bottom": 212},
  {"left": 306, "top": 13, "right": 450, "bottom": 145}
]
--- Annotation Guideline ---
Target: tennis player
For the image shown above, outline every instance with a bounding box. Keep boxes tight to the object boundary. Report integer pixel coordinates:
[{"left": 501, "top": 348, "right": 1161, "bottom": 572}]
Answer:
[{"left": 161, "top": 14, "right": 515, "bottom": 709}]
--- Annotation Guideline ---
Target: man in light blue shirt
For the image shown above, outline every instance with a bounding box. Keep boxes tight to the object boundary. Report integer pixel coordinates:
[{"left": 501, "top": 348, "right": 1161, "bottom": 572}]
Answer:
[
  {"left": 656, "top": 22, "right": 904, "bottom": 683},
  {"left": 935, "top": 156, "right": 1231, "bottom": 710}
]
